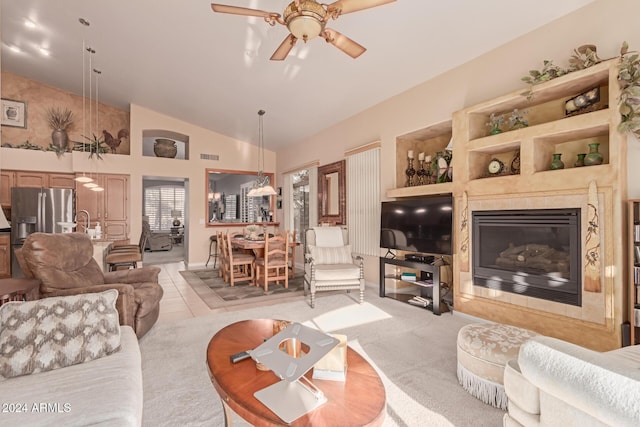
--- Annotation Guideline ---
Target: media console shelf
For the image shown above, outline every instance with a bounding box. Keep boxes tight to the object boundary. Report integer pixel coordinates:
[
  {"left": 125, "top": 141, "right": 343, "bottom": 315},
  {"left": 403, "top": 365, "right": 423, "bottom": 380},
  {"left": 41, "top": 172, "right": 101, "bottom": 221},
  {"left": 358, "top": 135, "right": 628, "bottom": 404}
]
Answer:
[{"left": 379, "top": 257, "right": 441, "bottom": 315}]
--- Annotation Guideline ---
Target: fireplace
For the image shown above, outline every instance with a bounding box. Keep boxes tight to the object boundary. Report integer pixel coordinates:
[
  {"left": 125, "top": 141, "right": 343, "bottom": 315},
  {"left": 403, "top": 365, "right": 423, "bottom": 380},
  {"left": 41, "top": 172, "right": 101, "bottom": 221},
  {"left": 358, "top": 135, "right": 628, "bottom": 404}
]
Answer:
[{"left": 472, "top": 208, "right": 581, "bottom": 306}]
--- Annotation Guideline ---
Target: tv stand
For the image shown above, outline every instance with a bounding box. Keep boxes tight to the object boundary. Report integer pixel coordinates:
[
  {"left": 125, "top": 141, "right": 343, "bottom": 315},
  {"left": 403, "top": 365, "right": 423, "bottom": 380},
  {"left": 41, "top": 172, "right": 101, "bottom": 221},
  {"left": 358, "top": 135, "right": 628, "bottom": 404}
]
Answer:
[{"left": 379, "top": 257, "right": 442, "bottom": 315}]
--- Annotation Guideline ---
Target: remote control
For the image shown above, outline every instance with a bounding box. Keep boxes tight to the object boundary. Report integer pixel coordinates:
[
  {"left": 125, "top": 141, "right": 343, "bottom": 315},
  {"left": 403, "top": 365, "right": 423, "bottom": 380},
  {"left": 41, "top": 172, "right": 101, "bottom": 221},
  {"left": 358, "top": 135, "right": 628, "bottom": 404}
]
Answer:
[{"left": 230, "top": 351, "right": 251, "bottom": 363}]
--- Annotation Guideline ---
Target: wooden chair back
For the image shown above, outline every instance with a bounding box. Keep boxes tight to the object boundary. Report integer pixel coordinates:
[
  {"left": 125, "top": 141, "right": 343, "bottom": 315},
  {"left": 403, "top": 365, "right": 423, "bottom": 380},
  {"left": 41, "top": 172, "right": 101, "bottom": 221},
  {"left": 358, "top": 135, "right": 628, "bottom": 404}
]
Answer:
[
  {"left": 255, "top": 231, "right": 289, "bottom": 291},
  {"left": 288, "top": 229, "right": 297, "bottom": 278},
  {"left": 217, "top": 231, "right": 229, "bottom": 281},
  {"left": 225, "top": 231, "right": 255, "bottom": 286}
]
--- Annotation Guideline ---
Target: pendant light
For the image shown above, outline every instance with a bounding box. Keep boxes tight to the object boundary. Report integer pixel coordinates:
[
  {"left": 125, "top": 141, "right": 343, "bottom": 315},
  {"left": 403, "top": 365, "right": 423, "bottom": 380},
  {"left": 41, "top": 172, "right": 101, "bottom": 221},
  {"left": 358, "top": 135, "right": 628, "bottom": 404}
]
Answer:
[
  {"left": 247, "top": 110, "right": 277, "bottom": 197},
  {"left": 89, "top": 67, "right": 104, "bottom": 192},
  {"left": 74, "top": 19, "right": 94, "bottom": 184}
]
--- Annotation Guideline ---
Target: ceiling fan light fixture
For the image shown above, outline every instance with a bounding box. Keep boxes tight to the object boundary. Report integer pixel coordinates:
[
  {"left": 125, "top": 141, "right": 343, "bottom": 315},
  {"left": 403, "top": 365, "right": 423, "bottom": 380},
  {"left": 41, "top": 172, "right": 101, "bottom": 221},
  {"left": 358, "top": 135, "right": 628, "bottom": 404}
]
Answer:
[
  {"left": 288, "top": 15, "right": 322, "bottom": 41},
  {"left": 284, "top": 1, "right": 327, "bottom": 42}
]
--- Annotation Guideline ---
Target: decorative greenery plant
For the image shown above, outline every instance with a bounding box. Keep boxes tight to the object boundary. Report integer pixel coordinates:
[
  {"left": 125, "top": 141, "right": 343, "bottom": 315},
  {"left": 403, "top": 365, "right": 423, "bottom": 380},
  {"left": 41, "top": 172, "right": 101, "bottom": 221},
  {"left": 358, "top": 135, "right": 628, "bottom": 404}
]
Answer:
[
  {"left": 520, "top": 42, "right": 640, "bottom": 139},
  {"left": 521, "top": 60, "right": 568, "bottom": 99},
  {"left": 46, "top": 107, "right": 73, "bottom": 131},
  {"left": 568, "top": 44, "right": 602, "bottom": 72},
  {"left": 618, "top": 42, "right": 640, "bottom": 139},
  {"left": 73, "top": 134, "right": 109, "bottom": 160}
]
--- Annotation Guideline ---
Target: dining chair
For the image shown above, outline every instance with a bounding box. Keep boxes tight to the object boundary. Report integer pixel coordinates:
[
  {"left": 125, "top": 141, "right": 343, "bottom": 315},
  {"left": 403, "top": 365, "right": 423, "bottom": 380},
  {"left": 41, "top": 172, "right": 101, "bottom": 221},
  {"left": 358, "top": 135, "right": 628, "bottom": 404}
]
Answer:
[
  {"left": 254, "top": 231, "right": 289, "bottom": 292},
  {"left": 288, "top": 229, "right": 297, "bottom": 278},
  {"left": 225, "top": 231, "right": 255, "bottom": 286},
  {"left": 217, "top": 231, "right": 229, "bottom": 281}
]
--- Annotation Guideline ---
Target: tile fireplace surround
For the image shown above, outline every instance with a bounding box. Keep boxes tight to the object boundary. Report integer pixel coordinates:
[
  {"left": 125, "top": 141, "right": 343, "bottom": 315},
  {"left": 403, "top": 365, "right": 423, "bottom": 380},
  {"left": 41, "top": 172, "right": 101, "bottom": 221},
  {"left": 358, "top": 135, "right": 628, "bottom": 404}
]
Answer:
[{"left": 455, "top": 188, "right": 624, "bottom": 351}]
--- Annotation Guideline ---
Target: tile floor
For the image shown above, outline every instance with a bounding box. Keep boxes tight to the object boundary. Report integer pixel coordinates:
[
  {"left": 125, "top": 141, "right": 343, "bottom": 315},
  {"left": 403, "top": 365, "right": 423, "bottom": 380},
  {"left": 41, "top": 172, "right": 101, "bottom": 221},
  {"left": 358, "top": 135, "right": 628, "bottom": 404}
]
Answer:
[{"left": 155, "top": 261, "right": 212, "bottom": 323}]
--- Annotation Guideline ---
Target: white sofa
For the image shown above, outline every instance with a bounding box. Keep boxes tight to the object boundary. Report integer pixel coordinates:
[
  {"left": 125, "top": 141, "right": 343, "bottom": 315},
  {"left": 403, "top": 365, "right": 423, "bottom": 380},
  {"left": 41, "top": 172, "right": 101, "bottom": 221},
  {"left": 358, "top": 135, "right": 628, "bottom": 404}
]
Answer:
[
  {"left": 0, "top": 325, "right": 142, "bottom": 426},
  {"left": 503, "top": 335, "right": 640, "bottom": 427}
]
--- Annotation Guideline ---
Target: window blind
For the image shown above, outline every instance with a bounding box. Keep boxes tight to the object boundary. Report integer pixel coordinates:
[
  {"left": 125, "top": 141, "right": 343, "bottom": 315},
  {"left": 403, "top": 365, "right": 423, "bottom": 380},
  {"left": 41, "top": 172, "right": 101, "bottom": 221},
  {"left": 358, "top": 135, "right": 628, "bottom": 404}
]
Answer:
[{"left": 144, "top": 185, "right": 185, "bottom": 231}]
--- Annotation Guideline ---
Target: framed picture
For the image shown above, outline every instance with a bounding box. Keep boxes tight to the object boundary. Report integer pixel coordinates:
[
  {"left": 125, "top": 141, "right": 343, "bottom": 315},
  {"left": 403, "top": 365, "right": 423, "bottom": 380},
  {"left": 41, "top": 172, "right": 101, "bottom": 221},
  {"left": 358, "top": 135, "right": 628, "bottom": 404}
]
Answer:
[
  {"left": 276, "top": 200, "right": 282, "bottom": 209},
  {"left": 1, "top": 99, "right": 27, "bottom": 128}
]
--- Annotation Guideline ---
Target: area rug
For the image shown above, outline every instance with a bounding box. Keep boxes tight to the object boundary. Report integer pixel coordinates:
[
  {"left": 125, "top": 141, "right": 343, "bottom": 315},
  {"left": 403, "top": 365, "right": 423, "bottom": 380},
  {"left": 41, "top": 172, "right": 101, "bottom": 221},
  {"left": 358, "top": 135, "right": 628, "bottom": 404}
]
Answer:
[
  {"left": 139, "top": 289, "right": 506, "bottom": 426},
  {"left": 179, "top": 268, "right": 306, "bottom": 310}
]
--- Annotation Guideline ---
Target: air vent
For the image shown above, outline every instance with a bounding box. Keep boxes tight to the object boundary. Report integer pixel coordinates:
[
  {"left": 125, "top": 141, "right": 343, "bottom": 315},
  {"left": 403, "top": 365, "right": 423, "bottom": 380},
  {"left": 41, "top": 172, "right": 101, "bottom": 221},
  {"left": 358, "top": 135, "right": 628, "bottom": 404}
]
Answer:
[{"left": 200, "top": 153, "right": 219, "bottom": 161}]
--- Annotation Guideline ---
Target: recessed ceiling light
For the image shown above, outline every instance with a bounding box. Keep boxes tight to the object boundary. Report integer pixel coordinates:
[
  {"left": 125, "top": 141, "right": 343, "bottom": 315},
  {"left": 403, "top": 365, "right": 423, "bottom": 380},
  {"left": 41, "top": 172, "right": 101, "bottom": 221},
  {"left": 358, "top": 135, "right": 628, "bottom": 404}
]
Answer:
[
  {"left": 24, "top": 19, "right": 36, "bottom": 29},
  {"left": 9, "top": 45, "right": 21, "bottom": 53},
  {"left": 39, "top": 47, "right": 50, "bottom": 56}
]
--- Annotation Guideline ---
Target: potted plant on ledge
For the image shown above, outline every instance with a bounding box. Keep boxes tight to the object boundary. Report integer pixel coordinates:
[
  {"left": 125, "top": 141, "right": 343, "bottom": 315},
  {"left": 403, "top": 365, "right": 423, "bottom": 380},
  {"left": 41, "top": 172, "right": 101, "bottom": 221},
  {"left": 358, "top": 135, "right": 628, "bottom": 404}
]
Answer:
[{"left": 47, "top": 107, "right": 74, "bottom": 156}]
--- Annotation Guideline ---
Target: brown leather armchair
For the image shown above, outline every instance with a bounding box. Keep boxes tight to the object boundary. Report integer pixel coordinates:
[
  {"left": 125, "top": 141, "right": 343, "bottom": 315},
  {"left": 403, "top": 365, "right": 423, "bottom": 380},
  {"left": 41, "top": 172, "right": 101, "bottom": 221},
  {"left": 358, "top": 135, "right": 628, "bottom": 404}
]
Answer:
[{"left": 18, "top": 232, "right": 164, "bottom": 338}]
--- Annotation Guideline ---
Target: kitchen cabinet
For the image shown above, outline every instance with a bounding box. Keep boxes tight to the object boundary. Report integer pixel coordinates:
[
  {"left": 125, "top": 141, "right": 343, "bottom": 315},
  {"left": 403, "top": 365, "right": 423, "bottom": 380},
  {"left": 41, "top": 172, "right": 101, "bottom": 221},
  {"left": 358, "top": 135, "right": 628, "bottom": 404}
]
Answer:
[
  {"left": 48, "top": 173, "right": 76, "bottom": 189},
  {"left": 0, "top": 234, "right": 10, "bottom": 279},
  {"left": 0, "top": 171, "right": 14, "bottom": 207},
  {"left": 76, "top": 173, "right": 129, "bottom": 240},
  {"left": 14, "top": 171, "right": 75, "bottom": 189}
]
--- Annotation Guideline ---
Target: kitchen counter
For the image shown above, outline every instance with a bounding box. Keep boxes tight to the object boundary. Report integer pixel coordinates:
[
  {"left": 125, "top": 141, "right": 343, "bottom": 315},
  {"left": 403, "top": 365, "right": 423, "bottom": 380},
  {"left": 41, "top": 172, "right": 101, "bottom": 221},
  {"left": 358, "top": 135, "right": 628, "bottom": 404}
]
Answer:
[{"left": 91, "top": 239, "right": 114, "bottom": 272}]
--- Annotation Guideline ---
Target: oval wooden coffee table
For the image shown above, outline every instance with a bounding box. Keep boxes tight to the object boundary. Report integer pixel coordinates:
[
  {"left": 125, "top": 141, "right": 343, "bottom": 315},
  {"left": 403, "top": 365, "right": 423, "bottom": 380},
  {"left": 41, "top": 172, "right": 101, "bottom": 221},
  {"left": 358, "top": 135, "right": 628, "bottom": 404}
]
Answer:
[{"left": 206, "top": 319, "right": 386, "bottom": 426}]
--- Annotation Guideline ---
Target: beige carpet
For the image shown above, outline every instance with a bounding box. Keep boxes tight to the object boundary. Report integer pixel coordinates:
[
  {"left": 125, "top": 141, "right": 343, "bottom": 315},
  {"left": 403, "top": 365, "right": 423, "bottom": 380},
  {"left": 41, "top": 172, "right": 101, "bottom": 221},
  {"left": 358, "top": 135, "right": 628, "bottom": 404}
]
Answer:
[
  {"left": 179, "top": 268, "right": 306, "bottom": 310},
  {"left": 139, "top": 287, "right": 506, "bottom": 426}
]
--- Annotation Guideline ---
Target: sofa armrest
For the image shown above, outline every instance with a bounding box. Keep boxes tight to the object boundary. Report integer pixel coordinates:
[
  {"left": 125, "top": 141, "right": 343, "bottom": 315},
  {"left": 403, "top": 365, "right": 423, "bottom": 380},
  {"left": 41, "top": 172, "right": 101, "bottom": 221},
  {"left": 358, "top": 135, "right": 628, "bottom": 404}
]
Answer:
[
  {"left": 41, "top": 284, "right": 136, "bottom": 328},
  {"left": 104, "top": 266, "right": 161, "bottom": 286},
  {"left": 518, "top": 336, "right": 640, "bottom": 427}
]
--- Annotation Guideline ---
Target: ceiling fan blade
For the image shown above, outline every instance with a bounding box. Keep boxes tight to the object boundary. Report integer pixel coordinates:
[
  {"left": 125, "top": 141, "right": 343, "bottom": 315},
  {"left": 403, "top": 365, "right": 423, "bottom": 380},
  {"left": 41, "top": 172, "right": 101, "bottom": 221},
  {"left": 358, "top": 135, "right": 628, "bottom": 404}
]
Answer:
[
  {"left": 271, "top": 34, "right": 298, "bottom": 61},
  {"left": 322, "top": 29, "right": 366, "bottom": 58},
  {"left": 211, "top": 3, "right": 274, "bottom": 18},
  {"left": 326, "top": 0, "right": 396, "bottom": 15}
]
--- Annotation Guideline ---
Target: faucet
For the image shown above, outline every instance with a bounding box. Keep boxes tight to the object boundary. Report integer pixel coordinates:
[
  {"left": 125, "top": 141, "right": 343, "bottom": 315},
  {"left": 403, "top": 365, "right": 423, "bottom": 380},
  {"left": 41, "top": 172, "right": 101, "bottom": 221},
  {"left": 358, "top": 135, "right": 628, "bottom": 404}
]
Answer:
[{"left": 76, "top": 210, "right": 91, "bottom": 233}]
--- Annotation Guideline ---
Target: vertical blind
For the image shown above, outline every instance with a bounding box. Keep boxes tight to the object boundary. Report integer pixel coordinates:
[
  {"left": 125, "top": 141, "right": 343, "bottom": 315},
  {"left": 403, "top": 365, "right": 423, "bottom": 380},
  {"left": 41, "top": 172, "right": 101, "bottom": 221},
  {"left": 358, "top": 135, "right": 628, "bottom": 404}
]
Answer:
[
  {"left": 346, "top": 144, "right": 381, "bottom": 256},
  {"left": 144, "top": 185, "right": 185, "bottom": 231}
]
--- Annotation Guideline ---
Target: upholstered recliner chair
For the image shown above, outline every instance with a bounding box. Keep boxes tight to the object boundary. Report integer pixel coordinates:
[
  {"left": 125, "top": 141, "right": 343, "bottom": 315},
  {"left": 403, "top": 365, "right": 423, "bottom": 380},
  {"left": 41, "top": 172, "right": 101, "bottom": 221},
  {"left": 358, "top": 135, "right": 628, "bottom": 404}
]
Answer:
[
  {"left": 304, "top": 227, "right": 364, "bottom": 308},
  {"left": 18, "top": 232, "right": 163, "bottom": 338},
  {"left": 142, "top": 219, "right": 172, "bottom": 252}
]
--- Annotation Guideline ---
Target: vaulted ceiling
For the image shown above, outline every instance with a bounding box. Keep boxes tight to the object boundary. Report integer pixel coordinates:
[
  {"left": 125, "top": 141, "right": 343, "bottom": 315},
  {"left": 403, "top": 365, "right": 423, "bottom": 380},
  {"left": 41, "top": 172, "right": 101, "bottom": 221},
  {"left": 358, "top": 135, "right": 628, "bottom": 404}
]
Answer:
[{"left": 1, "top": 0, "right": 595, "bottom": 150}]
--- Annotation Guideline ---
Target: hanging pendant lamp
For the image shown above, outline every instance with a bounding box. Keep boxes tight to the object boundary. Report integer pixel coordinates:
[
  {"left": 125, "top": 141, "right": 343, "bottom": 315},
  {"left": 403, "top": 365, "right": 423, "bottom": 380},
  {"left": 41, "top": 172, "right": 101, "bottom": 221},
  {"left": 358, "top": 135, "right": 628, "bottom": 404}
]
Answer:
[
  {"left": 74, "top": 23, "right": 94, "bottom": 184},
  {"left": 248, "top": 110, "right": 276, "bottom": 197}
]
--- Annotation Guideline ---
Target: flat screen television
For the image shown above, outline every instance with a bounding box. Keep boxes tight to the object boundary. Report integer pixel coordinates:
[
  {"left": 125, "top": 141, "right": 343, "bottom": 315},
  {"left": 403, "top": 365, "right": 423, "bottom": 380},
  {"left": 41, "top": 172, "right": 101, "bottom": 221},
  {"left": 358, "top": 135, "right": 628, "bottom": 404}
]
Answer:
[{"left": 380, "top": 195, "right": 453, "bottom": 255}]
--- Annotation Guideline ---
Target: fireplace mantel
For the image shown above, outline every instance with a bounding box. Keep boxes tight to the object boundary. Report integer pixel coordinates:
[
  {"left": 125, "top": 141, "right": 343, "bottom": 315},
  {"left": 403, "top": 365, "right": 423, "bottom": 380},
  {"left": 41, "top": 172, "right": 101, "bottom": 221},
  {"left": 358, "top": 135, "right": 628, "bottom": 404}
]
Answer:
[{"left": 449, "top": 60, "right": 627, "bottom": 351}]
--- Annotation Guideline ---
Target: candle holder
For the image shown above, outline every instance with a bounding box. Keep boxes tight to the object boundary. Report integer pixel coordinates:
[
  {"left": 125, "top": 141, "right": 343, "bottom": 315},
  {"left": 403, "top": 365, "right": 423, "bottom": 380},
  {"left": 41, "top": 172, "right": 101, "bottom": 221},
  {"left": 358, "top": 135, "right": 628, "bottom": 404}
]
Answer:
[
  {"left": 405, "top": 157, "right": 416, "bottom": 187},
  {"left": 417, "top": 159, "right": 427, "bottom": 185}
]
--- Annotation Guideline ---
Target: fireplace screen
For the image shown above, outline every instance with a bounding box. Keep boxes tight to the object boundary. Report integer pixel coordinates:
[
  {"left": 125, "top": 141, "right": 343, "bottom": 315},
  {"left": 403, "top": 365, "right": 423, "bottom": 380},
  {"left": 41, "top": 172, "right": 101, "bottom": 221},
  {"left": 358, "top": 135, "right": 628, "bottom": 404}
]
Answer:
[{"left": 472, "top": 208, "right": 581, "bottom": 306}]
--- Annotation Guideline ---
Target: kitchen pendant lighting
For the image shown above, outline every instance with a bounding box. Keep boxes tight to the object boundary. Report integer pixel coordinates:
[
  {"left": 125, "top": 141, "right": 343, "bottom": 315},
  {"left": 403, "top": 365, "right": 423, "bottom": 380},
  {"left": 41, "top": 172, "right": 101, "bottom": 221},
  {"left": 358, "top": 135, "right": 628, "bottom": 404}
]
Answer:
[
  {"left": 248, "top": 110, "right": 277, "bottom": 197},
  {"left": 74, "top": 23, "right": 94, "bottom": 184}
]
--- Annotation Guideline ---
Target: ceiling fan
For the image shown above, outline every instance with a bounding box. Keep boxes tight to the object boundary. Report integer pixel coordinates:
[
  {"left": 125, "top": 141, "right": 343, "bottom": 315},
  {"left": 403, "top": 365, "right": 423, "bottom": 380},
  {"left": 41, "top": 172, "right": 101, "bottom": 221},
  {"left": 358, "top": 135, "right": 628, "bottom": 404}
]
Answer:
[{"left": 210, "top": 0, "right": 396, "bottom": 60}]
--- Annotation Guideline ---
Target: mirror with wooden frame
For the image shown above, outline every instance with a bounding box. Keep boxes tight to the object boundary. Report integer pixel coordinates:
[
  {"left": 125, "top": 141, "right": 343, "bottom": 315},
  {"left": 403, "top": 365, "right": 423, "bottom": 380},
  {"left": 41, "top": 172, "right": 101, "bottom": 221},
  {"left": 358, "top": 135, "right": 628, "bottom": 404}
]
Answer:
[
  {"left": 318, "top": 160, "right": 346, "bottom": 225},
  {"left": 206, "top": 168, "right": 276, "bottom": 226}
]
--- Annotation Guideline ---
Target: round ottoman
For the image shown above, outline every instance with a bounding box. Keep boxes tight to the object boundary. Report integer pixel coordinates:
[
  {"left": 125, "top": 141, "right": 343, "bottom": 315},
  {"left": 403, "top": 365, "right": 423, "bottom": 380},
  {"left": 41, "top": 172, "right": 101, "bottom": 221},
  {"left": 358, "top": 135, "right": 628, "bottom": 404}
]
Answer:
[{"left": 456, "top": 323, "right": 538, "bottom": 410}]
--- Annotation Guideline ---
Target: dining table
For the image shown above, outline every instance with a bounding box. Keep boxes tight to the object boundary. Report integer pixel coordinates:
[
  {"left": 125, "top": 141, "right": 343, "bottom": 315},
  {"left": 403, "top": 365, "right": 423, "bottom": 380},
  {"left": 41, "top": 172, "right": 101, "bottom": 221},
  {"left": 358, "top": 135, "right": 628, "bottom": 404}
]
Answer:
[{"left": 230, "top": 236, "right": 300, "bottom": 278}]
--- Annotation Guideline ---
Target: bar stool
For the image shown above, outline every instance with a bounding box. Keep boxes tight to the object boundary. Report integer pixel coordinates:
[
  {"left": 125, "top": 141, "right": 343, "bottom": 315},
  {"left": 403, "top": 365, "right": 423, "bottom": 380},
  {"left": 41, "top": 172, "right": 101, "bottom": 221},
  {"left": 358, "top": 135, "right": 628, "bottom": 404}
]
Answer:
[{"left": 206, "top": 234, "right": 218, "bottom": 268}]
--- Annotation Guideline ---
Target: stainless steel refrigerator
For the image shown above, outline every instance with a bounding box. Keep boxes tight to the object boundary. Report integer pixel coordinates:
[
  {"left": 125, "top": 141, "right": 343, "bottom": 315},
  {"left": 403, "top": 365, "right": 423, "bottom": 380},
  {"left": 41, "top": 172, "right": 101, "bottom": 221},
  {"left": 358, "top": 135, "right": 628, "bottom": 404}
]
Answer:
[{"left": 11, "top": 187, "right": 75, "bottom": 277}]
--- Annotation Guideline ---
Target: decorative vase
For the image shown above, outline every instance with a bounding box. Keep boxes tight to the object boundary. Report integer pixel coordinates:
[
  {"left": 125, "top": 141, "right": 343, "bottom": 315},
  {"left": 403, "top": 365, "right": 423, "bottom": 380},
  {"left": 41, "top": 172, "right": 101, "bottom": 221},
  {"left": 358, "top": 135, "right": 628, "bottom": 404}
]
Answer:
[
  {"left": 574, "top": 153, "right": 586, "bottom": 167},
  {"left": 154, "top": 138, "right": 178, "bottom": 158},
  {"left": 550, "top": 153, "right": 564, "bottom": 170},
  {"left": 405, "top": 158, "right": 416, "bottom": 187},
  {"left": 583, "top": 143, "right": 603, "bottom": 166},
  {"left": 489, "top": 122, "right": 502, "bottom": 135},
  {"left": 51, "top": 129, "right": 69, "bottom": 151}
]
